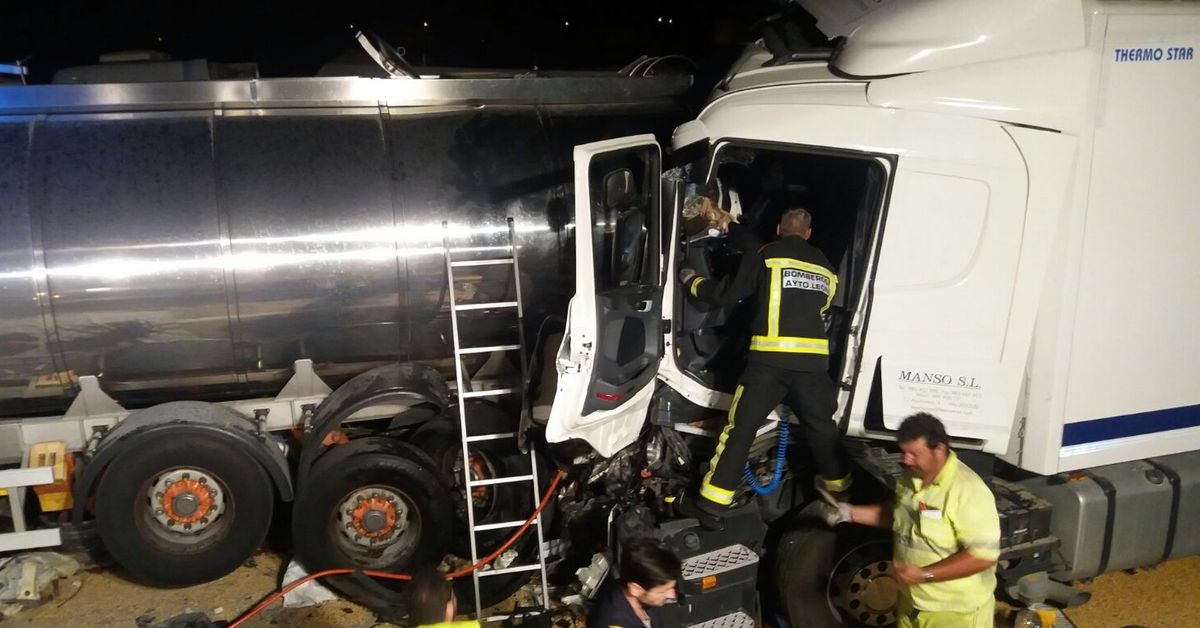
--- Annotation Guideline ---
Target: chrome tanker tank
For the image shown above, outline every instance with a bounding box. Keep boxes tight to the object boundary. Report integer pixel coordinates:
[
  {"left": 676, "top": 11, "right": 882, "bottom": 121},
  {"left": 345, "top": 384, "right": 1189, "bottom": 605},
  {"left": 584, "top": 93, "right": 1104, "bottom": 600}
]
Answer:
[{"left": 0, "top": 64, "right": 688, "bottom": 419}]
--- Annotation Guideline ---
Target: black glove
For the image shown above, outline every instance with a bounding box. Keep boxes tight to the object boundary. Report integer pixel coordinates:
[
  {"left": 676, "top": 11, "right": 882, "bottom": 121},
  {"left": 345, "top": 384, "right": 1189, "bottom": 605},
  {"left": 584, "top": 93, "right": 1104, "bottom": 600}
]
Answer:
[{"left": 679, "top": 266, "right": 698, "bottom": 286}]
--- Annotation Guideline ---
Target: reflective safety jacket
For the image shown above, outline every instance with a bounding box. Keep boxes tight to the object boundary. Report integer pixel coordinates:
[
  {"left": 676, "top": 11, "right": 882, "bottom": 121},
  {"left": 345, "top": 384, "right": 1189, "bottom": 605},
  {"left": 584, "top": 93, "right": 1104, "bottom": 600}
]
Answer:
[{"left": 686, "top": 234, "right": 837, "bottom": 372}]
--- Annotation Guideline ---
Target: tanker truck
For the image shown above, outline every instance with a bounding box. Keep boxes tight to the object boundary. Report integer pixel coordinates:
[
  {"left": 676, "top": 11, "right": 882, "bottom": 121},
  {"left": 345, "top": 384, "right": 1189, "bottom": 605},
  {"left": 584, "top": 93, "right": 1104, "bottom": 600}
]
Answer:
[
  {"left": 5, "top": 1, "right": 1200, "bottom": 626},
  {"left": 0, "top": 34, "right": 693, "bottom": 615}
]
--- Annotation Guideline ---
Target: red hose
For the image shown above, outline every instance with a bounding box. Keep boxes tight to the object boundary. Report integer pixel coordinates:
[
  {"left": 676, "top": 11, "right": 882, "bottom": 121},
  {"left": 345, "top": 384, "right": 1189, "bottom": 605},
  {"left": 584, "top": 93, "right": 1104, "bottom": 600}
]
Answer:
[{"left": 228, "top": 469, "right": 563, "bottom": 628}]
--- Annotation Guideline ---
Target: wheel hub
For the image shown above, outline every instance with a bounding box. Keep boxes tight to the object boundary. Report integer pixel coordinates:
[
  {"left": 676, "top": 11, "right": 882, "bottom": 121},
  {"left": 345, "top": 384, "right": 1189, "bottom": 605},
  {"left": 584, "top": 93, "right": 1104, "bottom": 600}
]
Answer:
[
  {"left": 339, "top": 488, "right": 408, "bottom": 548},
  {"left": 448, "top": 452, "right": 495, "bottom": 517},
  {"left": 468, "top": 456, "right": 491, "bottom": 505},
  {"left": 829, "top": 542, "right": 899, "bottom": 626},
  {"left": 848, "top": 562, "right": 900, "bottom": 614},
  {"left": 147, "top": 469, "right": 224, "bottom": 533}
]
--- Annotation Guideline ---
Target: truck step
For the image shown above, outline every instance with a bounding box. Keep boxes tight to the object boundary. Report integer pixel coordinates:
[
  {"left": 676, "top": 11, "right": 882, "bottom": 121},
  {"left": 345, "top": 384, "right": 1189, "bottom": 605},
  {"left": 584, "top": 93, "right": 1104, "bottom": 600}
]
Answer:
[
  {"left": 680, "top": 544, "right": 759, "bottom": 581},
  {"left": 686, "top": 611, "right": 755, "bottom": 628}
]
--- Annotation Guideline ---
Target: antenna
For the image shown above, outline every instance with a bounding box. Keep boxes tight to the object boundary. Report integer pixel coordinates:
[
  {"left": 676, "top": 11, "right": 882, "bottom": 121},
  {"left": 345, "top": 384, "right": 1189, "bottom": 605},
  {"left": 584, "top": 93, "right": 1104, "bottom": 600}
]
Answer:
[{"left": 354, "top": 31, "right": 420, "bottom": 79}]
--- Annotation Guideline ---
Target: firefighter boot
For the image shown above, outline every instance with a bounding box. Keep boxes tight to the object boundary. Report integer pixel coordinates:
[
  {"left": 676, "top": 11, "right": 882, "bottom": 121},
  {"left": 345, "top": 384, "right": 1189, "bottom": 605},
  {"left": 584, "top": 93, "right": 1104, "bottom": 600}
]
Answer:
[{"left": 674, "top": 493, "right": 726, "bottom": 531}]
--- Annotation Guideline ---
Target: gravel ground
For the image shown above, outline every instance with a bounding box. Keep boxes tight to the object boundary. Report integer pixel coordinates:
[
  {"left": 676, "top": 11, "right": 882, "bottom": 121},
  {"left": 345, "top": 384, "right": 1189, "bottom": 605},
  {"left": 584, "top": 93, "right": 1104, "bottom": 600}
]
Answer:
[
  {"left": 7, "top": 551, "right": 1198, "bottom": 627},
  {"left": 8, "top": 552, "right": 395, "bottom": 628}
]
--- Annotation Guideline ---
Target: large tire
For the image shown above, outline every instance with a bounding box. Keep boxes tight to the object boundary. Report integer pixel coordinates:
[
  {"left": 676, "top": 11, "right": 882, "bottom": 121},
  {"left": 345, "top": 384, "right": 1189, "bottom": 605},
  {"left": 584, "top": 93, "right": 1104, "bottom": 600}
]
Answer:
[
  {"left": 776, "top": 526, "right": 842, "bottom": 628},
  {"left": 410, "top": 402, "right": 548, "bottom": 611},
  {"left": 94, "top": 431, "right": 274, "bottom": 586},
  {"left": 776, "top": 525, "right": 898, "bottom": 628},
  {"left": 291, "top": 438, "right": 453, "bottom": 611}
]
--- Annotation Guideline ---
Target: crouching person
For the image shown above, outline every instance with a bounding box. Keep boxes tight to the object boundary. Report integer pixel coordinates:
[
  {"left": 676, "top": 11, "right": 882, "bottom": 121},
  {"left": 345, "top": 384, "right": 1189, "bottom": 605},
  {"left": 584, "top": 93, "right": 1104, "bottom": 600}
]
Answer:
[{"left": 589, "top": 538, "right": 681, "bottom": 627}]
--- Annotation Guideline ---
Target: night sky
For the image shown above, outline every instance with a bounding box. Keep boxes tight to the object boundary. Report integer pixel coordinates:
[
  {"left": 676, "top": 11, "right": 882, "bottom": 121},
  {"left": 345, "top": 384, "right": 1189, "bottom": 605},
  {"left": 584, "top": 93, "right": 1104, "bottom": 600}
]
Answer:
[{"left": 0, "top": 1, "right": 821, "bottom": 87}]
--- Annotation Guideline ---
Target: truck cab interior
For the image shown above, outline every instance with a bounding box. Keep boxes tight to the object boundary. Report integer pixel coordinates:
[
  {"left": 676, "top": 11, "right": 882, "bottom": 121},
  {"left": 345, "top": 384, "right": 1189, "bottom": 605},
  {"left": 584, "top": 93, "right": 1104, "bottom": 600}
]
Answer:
[{"left": 672, "top": 144, "right": 888, "bottom": 393}]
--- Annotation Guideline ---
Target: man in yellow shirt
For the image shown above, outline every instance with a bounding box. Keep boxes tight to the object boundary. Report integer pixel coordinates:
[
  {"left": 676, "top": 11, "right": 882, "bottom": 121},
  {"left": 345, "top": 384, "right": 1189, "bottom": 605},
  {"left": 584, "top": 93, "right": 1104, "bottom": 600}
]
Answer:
[{"left": 816, "top": 413, "right": 1000, "bottom": 627}]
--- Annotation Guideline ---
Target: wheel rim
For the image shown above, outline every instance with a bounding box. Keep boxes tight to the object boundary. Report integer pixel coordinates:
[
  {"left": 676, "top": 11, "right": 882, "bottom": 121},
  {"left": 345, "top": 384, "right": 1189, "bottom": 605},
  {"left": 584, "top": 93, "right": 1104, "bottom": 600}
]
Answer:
[
  {"left": 137, "top": 466, "right": 232, "bottom": 550},
  {"left": 439, "top": 448, "right": 498, "bottom": 523},
  {"left": 333, "top": 485, "right": 422, "bottom": 568},
  {"left": 828, "top": 540, "right": 899, "bottom": 626}
]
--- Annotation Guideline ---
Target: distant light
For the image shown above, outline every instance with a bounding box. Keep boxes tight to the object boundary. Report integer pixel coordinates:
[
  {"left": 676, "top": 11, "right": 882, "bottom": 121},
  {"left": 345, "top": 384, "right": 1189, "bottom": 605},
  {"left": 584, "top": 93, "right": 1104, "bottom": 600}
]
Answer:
[
  {"left": 349, "top": 24, "right": 355, "bottom": 29},
  {"left": 156, "top": 36, "right": 163, "bottom": 42},
  {"left": 657, "top": 17, "right": 663, "bottom": 23},
  {"left": 668, "top": 18, "right": 674, "bottom": 24},
  {"left": 563, "top": 20, "right": 570, "bottom": 26},
  {"left": 423, "top": 21, "right": 429, "bottom": 28}
]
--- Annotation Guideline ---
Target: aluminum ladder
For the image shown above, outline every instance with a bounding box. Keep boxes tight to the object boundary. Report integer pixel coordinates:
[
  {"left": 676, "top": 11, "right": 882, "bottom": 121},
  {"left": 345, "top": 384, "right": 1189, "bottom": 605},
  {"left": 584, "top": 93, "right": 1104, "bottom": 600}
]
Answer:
[{"left": 443, "top": 218, "right": 549, "bottom": 621}]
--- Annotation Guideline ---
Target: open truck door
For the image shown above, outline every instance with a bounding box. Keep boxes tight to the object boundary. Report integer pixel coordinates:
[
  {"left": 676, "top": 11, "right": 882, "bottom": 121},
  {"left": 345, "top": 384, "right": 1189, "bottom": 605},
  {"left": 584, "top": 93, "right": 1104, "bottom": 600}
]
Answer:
[{"left": 546, "top": 136, "right": 664, "bottom": 457}]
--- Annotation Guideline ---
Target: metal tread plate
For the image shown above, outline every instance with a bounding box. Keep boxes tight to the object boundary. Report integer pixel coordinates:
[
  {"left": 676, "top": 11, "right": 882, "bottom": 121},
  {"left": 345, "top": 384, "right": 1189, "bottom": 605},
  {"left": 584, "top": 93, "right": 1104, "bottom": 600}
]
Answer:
[
  {"left": 686, "top": 611, "right": 755, "bottom": 628},
  {"left": 680, "top": 544, "right": 758, "bottom": 580}
]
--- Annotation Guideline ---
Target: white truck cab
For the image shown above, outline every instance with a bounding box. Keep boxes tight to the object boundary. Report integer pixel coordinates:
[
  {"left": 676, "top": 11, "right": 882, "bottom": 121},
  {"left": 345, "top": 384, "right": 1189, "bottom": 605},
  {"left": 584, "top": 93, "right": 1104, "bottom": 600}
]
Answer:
[{"left": 548, "top": 0, "right": 1200, "bottom": 479}]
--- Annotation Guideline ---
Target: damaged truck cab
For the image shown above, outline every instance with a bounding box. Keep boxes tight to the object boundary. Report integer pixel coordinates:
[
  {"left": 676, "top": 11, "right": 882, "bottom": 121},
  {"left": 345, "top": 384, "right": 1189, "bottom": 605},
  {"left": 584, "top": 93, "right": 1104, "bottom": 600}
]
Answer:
[{"left": 542, "top": 0, "right": 1200, "bottom": 625}]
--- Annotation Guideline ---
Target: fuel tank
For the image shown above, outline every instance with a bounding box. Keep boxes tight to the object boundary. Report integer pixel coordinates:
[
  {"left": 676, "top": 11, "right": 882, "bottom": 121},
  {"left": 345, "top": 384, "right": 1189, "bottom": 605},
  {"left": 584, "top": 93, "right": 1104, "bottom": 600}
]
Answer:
[{"left": 0, "top": 72, "right": 688, "bottom": 417}]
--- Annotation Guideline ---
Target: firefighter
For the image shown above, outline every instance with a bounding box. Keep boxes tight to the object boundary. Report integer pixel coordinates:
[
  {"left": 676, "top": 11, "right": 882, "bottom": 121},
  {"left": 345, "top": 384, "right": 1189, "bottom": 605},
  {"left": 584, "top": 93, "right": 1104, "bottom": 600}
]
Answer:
[{"left": 677, "top": 207, "right": 851, "bottom": 528}]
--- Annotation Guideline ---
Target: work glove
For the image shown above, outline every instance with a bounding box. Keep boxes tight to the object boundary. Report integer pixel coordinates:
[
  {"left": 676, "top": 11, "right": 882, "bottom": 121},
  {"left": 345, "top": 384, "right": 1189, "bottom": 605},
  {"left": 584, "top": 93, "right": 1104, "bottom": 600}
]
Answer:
[
  {"left": 812, "top": 499, "right": 853, "bottom": 527},
  {"left": 679, "top": 266, "right": 699, "bottom": 286}
]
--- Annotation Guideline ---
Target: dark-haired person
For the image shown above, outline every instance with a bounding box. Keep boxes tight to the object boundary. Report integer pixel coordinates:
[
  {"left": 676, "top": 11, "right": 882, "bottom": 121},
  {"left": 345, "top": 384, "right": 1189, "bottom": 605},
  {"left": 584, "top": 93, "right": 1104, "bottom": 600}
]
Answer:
[
  {"left": 588, "top": 538, "right": 681, "bottom": 628},
  {"left": 405, "top": 565, "right": 479, "bottom": 628},
  {"left": 815, "top": 412, "right": 1000, "bottom": 627}
]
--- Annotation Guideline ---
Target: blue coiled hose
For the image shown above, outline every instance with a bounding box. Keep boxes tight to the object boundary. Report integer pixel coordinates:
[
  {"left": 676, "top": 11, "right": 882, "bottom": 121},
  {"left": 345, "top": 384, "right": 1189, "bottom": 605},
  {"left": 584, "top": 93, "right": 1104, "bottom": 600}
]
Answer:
[{"left": 742, "top": 420, "right": 789, "bottom": 495}]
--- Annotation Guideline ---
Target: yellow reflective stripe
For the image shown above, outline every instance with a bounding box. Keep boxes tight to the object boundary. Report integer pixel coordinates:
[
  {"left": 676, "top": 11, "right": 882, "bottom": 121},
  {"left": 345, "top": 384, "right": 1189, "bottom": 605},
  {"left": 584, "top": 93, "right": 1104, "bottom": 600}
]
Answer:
[
  {"left": 750, "top": 335, "right": 829, "bottom": 355},
  {"left": 822, "top": 473, "right": 853, "bottom": 492},
  {"left": 689, "top": 276, "right": 705, "bottom": 297},
  {"left": 700, "top": 385, "right": 743, "bottom": 505},
  {"left": 768, "top": 266, "right": 782, "bottom": 337},
  {"left": 822, "top": 274, "right": 838, "bottom": 315},
  {"left": 701, "top": 482, "right": 734, "bottom": 505},
  {"left": 765, "top": 256, "right": 838, "bottom": 314}
]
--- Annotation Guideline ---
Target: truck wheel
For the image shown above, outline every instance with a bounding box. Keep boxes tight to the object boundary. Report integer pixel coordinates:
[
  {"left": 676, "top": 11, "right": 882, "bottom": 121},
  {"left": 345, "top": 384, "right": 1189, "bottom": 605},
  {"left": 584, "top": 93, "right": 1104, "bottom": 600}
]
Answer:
[
  {"left": 410, "top": 403, "right": 550, "bottom": 610},
  {"left": 776, "top": 526, "right": 841, "bottom": 628},
  {"left": 94, "top": 431, "right": 274, "bottom": 586},
  {"left": 291, "top": 438, "right": 452, "bottom": 610},
  {"left": 776, "top": 525, "right": 897, "bottom": 627}
]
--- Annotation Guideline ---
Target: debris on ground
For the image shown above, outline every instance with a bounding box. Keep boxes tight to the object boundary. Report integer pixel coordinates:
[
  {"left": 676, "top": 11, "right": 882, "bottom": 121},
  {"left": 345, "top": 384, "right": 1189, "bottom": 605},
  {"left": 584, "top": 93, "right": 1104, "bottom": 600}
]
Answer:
[
  {"left": 0, "top": 551, "right": 81, "bottom": 605},
  {"left": 280, "top": 559, "right": 339, "bottom": 608}
]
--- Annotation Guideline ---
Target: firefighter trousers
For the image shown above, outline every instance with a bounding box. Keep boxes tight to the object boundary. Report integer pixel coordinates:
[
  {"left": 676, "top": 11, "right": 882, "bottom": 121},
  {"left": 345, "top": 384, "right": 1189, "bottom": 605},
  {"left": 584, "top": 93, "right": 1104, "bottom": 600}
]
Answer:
[{"left": 699, "top": 361, "right": 849, "bottom": 507}]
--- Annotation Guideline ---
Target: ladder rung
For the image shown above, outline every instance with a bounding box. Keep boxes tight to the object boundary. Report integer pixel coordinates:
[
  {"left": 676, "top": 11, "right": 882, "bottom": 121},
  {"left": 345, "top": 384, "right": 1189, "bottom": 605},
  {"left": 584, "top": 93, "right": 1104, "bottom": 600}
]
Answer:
[
  {"left": 477, "top": 564, "right": 542, "bottom": 578},
  {"left": 447, "top": 246, "right": 513, "bottom": 255},
  {"left": 462, "top": 388, "right": 516, "bottom": 399},
  {"left": 454, "top": 301, "right": 519, "bottom": 311},
  {"left": 457, "top": 344, "right": 520, "bottom": 355},
  {"left": 466, "top": 432, "right": 517, "bottom": 442},
  {"left": 468, "top": 474, "right": 533, "bottom": 488},
  {"left": 451, "top": 258, "right": 515, "bottom": 267},
  {"left": 473, "top": 519, "right": 539, "bottom": 532}
]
